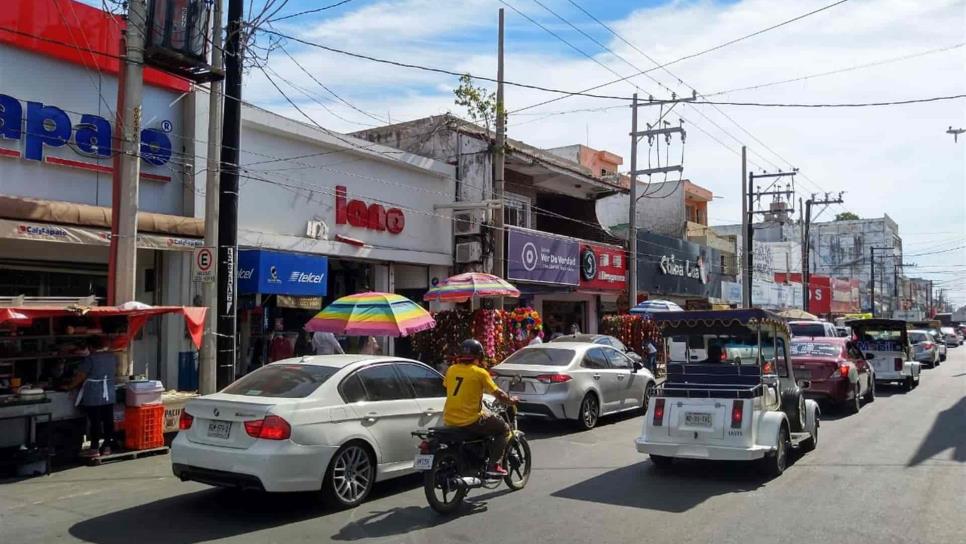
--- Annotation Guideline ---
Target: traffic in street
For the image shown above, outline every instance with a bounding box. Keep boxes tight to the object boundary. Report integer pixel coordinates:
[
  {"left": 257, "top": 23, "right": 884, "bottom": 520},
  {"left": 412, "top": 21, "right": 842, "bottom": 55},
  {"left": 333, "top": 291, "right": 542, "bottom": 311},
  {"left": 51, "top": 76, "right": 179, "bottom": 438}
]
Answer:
[{"left": 3, "top": 342, "right": 963, "bottom": 544}]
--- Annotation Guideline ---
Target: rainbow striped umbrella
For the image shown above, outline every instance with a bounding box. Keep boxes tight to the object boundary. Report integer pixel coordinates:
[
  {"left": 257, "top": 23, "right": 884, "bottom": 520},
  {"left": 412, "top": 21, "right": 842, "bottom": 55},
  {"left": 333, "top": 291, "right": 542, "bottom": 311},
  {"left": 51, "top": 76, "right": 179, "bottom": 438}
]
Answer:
[
  {"left": 305, "top": 292, "right": 435, "bottom": 337},
  {"left": 423, "top": 273, "right": 520, "bottom": 303}
]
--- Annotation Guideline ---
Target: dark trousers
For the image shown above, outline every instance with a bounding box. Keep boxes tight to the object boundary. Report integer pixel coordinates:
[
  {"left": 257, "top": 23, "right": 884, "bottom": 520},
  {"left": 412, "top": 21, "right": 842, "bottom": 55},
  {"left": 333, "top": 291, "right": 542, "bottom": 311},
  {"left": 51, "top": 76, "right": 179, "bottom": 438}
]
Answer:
[
  {"left": 84, "top": 404, "right": 115, "bottom": 450},
  {"left": 462, "top": 413, "right": 510, "bottom": 464}
]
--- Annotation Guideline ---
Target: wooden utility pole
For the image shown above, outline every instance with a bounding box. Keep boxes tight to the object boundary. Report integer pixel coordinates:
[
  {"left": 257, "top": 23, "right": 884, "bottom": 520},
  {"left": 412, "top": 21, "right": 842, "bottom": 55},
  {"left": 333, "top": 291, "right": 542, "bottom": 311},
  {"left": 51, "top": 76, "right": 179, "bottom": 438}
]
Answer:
[
  {"left": 740, "top": 146, "right": 749, "bottom": 308},
  {"left": 200, "top": 0, "right": 224, "bottom": 395},
  {"left": 493, "top": 8, "right": 506, "bottom": 278},
  {"left": 216, "top": 0, "right": 244, "bottom": 389},
  {"left": 109, "top": 0, "right": 147, "bottom": 306}
]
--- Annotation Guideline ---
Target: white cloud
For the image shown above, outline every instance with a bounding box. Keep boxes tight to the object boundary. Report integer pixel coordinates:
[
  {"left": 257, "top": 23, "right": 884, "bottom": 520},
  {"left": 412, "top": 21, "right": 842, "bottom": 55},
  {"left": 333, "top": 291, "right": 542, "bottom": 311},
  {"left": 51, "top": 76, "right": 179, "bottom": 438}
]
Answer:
[{"left": 255, "top": 0, "right": 965, "bottom": 301}]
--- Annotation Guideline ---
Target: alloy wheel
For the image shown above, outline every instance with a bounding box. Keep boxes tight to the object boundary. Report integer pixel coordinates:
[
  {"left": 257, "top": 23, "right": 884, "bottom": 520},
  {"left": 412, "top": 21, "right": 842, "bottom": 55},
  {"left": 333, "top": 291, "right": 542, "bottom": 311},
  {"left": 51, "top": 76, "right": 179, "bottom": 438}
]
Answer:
[
  {"left": 581, "top": 395, "right": 599, "bottom": 429},
  {"left": 331, "top": 445, "right": 373, "bottom": 505}
]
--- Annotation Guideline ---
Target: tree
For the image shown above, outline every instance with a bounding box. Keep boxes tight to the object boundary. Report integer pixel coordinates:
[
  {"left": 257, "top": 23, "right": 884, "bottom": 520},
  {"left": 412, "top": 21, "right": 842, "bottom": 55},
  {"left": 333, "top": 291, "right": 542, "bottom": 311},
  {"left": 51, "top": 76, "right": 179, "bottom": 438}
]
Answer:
[
  {"left": 453, "top": 74, "right": 497, "bottom": 134},
  {"left": 835, "top": 211, "right": 860, "bottom": 221}
]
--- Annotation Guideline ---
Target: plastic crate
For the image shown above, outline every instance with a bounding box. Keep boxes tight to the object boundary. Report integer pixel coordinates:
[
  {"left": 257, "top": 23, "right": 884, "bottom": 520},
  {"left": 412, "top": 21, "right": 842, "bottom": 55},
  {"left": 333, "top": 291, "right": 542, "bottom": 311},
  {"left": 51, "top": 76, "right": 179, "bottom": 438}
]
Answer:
[{"left": 124, "top": 404, "right": 165, "bottom": 451}]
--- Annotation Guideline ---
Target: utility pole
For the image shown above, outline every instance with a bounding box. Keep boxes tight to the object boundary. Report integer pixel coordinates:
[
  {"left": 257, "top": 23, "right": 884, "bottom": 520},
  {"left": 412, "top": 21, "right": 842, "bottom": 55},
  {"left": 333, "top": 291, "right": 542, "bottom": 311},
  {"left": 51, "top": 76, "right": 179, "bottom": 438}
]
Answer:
[
  {"left": 894, "top": 262, "right": 916, "bottom": 313},
  {"left": 200, "top": 0, "right": 225, "bottom": 395},
  {"left": 628, "top": 94, "right": 639, "bottom": 308},
  {"left": 740, "top": 147, "right": 749, "bottom": 308},
  {"left": 109, "top": 0, "right": 147, "bottom": 306},
  {"left": 216, "top": 0, "right": 244, "bottom": 390},
  {"left": 628, "top": 93, "right": 693, "bottom": 308},
  {"left": 746, "top": 169, "right": 797, "bottom": 308},
  {"left": 869, "top": 246, "right": 892, "bottom": 317},
  {"left": 492, "top": 8, "right": 506, "bottom": 279},
  {"left": 801, "top": 192, "right": 844, "bottom": 311}
]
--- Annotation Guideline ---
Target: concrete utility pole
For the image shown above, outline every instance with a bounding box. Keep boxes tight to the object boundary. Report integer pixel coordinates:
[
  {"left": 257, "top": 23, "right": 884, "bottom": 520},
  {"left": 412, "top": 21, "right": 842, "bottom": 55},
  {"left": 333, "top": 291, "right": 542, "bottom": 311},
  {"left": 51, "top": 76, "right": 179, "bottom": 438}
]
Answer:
[
  {"left": 200, "top": 0, "right": 225, "bottom": 395},
  {"left": 216, "top": 0, "right": 244, "bottom": 390},
  {"left": 628, "top": 94, "right": 639, "bottom": 307},
  {"left": 802, "top": 192, "right": 844, "bottom": 311},
  {"left": 869, "top": 246, "right": 892, "bottom": 317},
  {"left": 746, "top": 169, "right": 797, "bottom": 307},
  {"left": 109, "top": 0, "right": 147, "bottom": 306},
  {"left": 628, "top": 94, "right": 692, "bottom": 308},
  {"left": 492, "top": 8, "right": 506, "bottom": 279},
  {"left": 740, "top": 146, "right": 749, "bottom": 308},
  {"left": 894, "top": 262, "right": 915, "bottom": 310}
]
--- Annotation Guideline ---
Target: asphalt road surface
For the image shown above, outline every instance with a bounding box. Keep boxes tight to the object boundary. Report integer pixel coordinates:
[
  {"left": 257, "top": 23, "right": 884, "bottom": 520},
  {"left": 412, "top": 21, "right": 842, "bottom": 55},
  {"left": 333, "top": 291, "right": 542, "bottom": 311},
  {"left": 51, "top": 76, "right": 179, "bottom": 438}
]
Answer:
[{"left": 3, "top": 350, "right": 964, "bottom": 544}]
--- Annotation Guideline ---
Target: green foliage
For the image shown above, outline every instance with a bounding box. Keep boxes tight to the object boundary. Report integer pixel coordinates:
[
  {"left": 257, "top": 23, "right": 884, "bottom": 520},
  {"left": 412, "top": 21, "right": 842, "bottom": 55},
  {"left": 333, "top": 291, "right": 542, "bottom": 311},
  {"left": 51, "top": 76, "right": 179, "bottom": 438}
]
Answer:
[
  {"left": 835, "top": 211, "right": 860, "bottom": 221},
  {"left": 453, "top": 74, "right": 497, "bottom": 132}
]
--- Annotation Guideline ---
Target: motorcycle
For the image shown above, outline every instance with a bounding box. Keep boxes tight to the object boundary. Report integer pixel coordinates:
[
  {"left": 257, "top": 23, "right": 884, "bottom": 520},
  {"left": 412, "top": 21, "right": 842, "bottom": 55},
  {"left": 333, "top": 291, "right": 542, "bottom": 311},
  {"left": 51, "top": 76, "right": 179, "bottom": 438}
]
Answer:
[{"left": 412, "top": 391, "right": 533, "bottom": 515}]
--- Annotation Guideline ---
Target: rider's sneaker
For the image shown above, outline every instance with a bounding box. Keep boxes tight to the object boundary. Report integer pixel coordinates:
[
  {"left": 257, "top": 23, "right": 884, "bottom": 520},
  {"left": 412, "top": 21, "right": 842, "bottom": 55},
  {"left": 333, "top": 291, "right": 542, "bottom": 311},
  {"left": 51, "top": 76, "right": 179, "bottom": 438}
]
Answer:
[{"left": 485, "top": 464, "right": 508, "bottom": 477}]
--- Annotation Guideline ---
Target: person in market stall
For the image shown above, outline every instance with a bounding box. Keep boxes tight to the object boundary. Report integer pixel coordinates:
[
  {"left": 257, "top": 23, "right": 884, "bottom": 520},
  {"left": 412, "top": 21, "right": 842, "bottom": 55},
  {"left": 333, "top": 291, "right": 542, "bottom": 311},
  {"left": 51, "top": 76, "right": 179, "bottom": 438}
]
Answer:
[
  {"left": 294, "top": 330, "right": 315, "bottom": 357},
  {"left": 360, "top": 336, "right": 381, "bottom": 355},
  {"left": 62, "top": 336, "right": 118, "bottom": 457},
  {"left": 268, "top": 332, "right": 294, "bottom": 362},
  {"left": 528, "top": 334, "right": 543, "bottom": 346}
]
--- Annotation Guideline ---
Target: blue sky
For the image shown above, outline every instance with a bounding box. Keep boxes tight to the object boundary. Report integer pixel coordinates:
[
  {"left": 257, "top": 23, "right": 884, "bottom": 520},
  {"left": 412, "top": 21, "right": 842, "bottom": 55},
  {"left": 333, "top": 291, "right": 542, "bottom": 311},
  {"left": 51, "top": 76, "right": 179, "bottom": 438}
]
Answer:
[{"left": 82, "top": 0, "right": 966, "bottom": 304}]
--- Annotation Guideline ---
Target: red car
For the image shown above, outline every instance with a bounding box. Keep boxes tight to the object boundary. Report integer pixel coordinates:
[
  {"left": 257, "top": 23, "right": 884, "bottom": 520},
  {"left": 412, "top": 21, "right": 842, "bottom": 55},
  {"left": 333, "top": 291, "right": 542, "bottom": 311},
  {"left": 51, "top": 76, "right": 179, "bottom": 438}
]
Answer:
[{"left": 790, "top": 337, "right": 875, "bottom": 414}]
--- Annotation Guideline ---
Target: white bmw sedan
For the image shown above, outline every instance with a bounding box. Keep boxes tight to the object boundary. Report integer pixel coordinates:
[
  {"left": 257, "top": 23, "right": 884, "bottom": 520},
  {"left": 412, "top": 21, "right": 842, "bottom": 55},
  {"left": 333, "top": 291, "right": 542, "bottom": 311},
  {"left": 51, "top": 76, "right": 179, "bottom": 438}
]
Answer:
[{"left": 171, "top": 355, "right": 445, "bottom": 508}]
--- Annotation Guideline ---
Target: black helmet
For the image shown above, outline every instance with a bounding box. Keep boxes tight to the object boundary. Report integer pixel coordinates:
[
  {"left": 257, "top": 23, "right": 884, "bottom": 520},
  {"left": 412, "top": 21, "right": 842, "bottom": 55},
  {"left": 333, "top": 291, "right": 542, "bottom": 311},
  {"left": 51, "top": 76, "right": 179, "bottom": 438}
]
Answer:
[{"left": 458, "top": 338, "right": 484, "bottom": 361}]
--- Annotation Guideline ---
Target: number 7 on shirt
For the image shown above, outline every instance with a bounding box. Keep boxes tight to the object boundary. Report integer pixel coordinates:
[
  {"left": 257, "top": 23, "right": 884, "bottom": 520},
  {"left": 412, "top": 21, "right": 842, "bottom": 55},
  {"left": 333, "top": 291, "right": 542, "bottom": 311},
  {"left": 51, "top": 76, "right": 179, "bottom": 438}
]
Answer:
[{"left": 453, "top": 377, "right": 464, "bottom": 395}]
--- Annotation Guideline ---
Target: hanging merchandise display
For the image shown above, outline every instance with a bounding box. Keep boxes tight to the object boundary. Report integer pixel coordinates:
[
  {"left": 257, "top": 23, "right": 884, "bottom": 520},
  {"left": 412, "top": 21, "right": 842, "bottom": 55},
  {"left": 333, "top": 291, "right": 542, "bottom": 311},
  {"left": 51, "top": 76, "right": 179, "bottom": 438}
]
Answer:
[
  {"left": 506, "top": 308, "right": 543, "bottom": 351},
  {"left": 411, "top": 307, "right": 539, "bottom": 369},
  {"left": 600, "top": 314, "right": 663, "bottom": 361}
]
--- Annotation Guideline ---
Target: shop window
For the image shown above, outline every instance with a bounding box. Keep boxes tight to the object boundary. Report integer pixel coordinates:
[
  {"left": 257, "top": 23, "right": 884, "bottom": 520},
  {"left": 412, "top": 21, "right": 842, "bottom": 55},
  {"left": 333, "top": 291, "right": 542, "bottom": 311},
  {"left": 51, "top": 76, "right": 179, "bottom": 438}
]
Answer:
[{"left": 505, "top": 192, "right": 532, "bottom": 229}]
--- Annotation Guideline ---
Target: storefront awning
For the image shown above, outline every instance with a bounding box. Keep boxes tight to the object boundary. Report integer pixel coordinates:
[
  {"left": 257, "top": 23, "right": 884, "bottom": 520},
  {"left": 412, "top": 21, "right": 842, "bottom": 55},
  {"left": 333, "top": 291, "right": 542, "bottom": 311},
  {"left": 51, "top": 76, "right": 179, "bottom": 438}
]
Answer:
[
  {"left": 0, "top": 195, "right": 203, "bottom": 237},
  {"left": 0, "top": 218, "right": 202, "bottom": 251}
]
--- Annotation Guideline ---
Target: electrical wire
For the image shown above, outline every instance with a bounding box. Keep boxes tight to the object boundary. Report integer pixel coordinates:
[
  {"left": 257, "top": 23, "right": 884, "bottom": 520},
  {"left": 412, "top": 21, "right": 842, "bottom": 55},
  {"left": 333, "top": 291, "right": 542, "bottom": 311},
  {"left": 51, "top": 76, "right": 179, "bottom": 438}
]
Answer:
[
  {"left": 690, "top": 95, "right": 966, "bottom": 108},
  {"left": 266, "top": 0, "right": 357, "bottom": 24}
]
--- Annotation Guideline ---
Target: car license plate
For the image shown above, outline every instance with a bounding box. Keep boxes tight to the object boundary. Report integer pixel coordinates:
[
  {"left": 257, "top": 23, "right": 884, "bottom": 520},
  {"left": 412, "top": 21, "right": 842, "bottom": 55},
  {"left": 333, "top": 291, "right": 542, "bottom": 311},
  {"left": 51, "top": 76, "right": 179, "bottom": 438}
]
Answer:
[
  {"left": 207, "top": 420, "right": 231, "bottom": 439},
  {"left": 509, "top": 381, "right": 526, "bottom": 393},
  {"left": 685, "top": 412, "right": 712, "bottom": 427},
  {"left": 413, "top": 454, "right": 434, "bottom": 471}
]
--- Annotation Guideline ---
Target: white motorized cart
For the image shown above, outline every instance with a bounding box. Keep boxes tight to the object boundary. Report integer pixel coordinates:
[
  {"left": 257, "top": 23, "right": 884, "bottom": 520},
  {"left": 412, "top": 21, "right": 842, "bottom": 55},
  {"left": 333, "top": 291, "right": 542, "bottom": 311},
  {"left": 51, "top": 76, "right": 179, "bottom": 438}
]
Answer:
[
  {"left": 635, "top": 309, "right": 819, "bottom": 477},
  {"left": 848, "top": 319, "right": 921, "bottom": 391}
]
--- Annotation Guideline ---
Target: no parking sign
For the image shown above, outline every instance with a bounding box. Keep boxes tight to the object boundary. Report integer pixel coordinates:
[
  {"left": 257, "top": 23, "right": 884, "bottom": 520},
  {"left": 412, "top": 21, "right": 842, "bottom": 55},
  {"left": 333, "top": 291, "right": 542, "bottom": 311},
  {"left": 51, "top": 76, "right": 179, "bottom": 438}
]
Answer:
[{"left": 193, "top": 247, "right": 215, "bottom": 284}]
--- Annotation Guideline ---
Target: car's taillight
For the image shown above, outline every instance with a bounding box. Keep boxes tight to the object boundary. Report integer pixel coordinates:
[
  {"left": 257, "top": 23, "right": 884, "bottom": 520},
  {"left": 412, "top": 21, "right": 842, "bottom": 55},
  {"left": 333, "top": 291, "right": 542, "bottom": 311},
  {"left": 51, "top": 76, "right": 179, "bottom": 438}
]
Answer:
[
  {"left": 923, "top": 342, "right": 934, "bottom": 350},
  {"left": 731, "top": 400, "right": 744, "bottom": 428},
  {"left": 418, "top": 440, "right": 431, "bottom": 454},
  {"left": 535, "top": 374, "right": 572, "bottom": 384},
  {"left": 894, "top": 358, "right": 903, "bottom": 371},
  {"left": 720, "top": 350, "right": 728, "bottom": 362},
  {"left": 839, "top": 363, "right": 850, "bottom": 378},
  {"left": 178, "top": 410, "right": 193, "bottom": 430},
  {"left": 652, "top": 398, "right": 666, "bottom": 426},
  {"left": 244, "top": 415, "right": 291, "bottom": 440}
]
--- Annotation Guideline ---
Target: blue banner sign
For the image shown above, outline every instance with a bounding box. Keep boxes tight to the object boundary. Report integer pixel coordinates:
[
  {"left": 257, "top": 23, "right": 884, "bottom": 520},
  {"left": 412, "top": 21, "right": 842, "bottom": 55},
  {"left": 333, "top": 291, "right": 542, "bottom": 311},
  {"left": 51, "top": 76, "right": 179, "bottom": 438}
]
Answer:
[
  {"left": 237, "top": 249, "right": 328, "bottom": 296},
  {"left": 507, "top": 227, "right": 579, "bottom": 286}
]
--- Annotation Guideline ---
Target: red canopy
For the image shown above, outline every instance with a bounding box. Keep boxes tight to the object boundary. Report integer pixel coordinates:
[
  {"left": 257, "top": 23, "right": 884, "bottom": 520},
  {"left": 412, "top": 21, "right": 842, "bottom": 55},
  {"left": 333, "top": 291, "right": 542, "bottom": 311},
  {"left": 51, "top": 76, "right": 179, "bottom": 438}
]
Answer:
[{"left": 0, "top": 305, "right": 207, "bottom": 349}]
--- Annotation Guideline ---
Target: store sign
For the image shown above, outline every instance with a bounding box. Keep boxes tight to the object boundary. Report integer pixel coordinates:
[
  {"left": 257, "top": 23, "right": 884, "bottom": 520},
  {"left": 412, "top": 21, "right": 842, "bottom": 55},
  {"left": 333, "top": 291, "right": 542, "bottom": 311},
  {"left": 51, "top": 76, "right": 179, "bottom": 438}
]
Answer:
[
  {"left": 237, "top": 249, "right": 328, "bottom": 296},
  {"left": 335, "top": 185, "right": 405, "bottom": 234},
  {"left": 721, "top": 280, "right": 742, "bottom": 304},
  {"left": 637, "top": 231, "right": 722, "bottom": 299},
  {"left": 579, "top": 243, "right": 626, "bottom": 291},
  {"left": 507, "top": 227, "right": 579, "bottom": 286},
  {"left": 0, "top": 93, "right": 173, "bottom": 166},
  {"left": 192, "top": 247, "right": 215, "bottom": 284}
]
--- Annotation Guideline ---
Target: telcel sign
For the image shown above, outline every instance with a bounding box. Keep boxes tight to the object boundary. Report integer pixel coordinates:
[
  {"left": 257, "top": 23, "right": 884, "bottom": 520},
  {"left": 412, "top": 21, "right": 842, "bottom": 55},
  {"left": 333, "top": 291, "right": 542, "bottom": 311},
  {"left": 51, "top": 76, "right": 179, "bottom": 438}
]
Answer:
[
  {"left": 0, "top": 93, "right": 172, "bottom": 166},
  {"left": 237, "top": 249, "right": 328, "bottom": 296}
]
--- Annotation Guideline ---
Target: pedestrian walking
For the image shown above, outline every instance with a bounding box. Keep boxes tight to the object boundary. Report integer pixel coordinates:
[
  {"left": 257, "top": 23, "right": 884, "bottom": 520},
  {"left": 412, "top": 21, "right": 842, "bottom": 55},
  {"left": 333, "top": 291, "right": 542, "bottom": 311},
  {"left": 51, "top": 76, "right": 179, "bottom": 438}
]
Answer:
[
  {"left": 268, "top": 332, "right": 293, "bottom": 362},
  {"left": 646, "top": 340, "right": 658, "bottom": 374},
  {"left": 312, "top": 330, "right": 345, "bottom": 355}
]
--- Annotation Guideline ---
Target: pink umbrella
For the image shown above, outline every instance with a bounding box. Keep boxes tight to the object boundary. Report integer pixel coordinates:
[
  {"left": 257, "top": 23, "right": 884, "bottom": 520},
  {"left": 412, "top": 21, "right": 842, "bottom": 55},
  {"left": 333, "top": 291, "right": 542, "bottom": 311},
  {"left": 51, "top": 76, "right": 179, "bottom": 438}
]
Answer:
[{"left": 423, "top": 273, "right": 520, "bottom": 303}]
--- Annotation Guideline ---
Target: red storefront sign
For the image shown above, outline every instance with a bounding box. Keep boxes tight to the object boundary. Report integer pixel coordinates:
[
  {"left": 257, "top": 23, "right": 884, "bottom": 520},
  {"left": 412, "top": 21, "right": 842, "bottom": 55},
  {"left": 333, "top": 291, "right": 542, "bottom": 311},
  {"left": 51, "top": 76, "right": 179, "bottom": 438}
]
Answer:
[
  {"left": 579, "top": 243, "right": 627, "bottom": 291},
  {"left": 774, "top": 273, "right": 831, "bottom": 314},
  {"left": 335, "top": 185, "right": 405, "bottom": 234}
]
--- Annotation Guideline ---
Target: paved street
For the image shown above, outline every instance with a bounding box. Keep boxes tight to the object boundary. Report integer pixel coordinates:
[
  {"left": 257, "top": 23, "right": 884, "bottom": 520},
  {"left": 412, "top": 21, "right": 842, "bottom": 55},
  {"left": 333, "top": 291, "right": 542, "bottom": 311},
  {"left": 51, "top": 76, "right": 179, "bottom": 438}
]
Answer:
[{"left": 3, "top": 351, "right": 964, "bottom": 544}]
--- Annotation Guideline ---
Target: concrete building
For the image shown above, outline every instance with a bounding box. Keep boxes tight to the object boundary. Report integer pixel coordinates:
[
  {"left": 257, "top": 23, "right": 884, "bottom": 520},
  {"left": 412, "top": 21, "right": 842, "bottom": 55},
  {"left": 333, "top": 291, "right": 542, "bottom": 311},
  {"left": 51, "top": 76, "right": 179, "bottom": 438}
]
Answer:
[{"left": 353, "top": 116, "right": 629, "bottom": 333}]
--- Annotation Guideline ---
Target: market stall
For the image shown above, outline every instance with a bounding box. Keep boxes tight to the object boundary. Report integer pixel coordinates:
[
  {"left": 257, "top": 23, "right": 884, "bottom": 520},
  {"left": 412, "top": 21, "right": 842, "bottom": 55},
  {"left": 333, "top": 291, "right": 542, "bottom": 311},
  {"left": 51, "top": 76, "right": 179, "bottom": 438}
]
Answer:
[{"left": 0, "top": 301, "right": 205, "bottom": 475}]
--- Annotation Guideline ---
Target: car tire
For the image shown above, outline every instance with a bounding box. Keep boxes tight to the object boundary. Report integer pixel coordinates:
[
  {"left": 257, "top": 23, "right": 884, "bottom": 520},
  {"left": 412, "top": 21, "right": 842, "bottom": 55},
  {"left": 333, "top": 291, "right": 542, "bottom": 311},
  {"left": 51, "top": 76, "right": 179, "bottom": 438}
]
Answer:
[
  {"left": 801, "top": 420, "right": 818, "bottom": 453},
  {"left": 641, "top": 381, "right": 657, "bottom": 415},
  {"left": 650, "top": 454, "right": 673, "bottom": 468},
  {"left": 760, "top": 426, "right": 790, "bottom": 478},
  {"left": 322, "top": 442, "right": 376, "bottom": 510},
  {"left": 940, "top": 354, "right": 946, "bottom": 362},
  {"left": 575, "top": 393, "right": 600, "bottom": 430},
  {"left": 903, "top": 376, "right": 914, "bottom": 392},
  {"left": 863, "top": 376, "right": 875, "bottom": 403},
  {"left": 845, "top": 384, "right": 860, "bottom": 414},
  {"left": 784, "top": 393, "right": 806, "bottom": 433}
]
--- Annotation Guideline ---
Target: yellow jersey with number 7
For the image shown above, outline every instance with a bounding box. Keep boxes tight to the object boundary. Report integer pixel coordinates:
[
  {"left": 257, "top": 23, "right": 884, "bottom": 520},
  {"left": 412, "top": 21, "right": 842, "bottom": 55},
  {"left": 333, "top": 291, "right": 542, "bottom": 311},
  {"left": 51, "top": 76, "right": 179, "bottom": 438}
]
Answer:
[{"left": 443, "top": 363, "right": 499, "bottom": 427}]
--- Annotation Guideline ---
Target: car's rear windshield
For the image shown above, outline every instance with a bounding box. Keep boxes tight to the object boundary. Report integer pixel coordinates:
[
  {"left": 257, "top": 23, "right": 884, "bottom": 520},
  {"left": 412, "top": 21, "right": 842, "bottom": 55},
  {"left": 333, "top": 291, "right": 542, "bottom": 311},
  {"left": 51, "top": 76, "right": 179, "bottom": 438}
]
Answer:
[
  {"left": 222, "top": 364, "right": 338, "bottom": 398},
  {"left": 790, "top": 323, "right": 827, "bottom": 337},
  {"left": 790, "top": 342, "right": 841, "bottom": 358},
  {"left": 909, "top": 332, "right": 929, "bottom": 343},
  {"left": 941, "top": 327, "right": 956, "bottom": 334},
  {"left": 502, "top": 348, "right": 574, "bottom": 366}
]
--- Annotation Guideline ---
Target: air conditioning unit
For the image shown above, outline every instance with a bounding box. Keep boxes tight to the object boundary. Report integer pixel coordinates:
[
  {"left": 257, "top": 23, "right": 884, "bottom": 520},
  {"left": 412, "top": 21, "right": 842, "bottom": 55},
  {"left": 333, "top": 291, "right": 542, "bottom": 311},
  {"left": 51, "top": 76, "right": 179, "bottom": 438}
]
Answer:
[
  {"left": 453, "top": 210, "right": 482, "bottom": 236},
  {"left": 455, "top": 241, "right": 483, "bottom": 263},
  {"left": 306, "top": 220, "right": 328, "bottom": 240}
]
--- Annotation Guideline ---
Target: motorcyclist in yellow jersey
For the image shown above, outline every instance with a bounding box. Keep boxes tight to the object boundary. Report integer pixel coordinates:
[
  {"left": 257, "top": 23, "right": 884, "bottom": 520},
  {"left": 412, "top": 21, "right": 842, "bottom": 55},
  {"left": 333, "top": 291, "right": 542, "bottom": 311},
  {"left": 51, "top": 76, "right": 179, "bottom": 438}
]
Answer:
[{"left": 443, "top": 339, "right": 517, "bottom": 477}]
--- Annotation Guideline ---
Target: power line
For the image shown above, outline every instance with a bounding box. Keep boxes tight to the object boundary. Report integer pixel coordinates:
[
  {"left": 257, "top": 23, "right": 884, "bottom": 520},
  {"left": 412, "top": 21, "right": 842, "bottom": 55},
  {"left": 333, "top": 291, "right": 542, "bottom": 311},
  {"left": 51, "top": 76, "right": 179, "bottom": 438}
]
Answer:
[
  {"left": 266, "top": 0, "right": 357, "bottom": 24},
  {"left": 257, "top": 27, "right": 633, "bottom": 101},
  {"left": 705, "top": 42, "right": 966, "bottom": 98},
  {"left": 508, "top": 0, "right": 852, "bottom": 115},
  {"left": 691, "top": 94, "right": 966, "bottom": 108}
]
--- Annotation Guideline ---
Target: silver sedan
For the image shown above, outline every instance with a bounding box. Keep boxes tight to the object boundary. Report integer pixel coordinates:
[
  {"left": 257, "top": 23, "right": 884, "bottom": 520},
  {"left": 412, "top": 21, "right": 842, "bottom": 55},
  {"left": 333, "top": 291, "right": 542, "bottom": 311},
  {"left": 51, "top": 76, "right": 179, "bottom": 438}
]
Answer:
[{"left": 491, "top": 342, "right": 657, "bottom": 430}]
